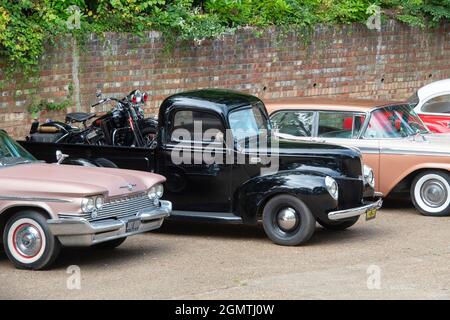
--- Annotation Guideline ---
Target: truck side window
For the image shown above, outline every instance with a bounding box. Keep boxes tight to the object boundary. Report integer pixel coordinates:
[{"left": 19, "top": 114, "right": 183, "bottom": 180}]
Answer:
[
  {"left": 270, "top": 111, "right": 314, "bottom": 137},
  {"left": 170, "top": 110, "right": 224, "bottom": 143}
]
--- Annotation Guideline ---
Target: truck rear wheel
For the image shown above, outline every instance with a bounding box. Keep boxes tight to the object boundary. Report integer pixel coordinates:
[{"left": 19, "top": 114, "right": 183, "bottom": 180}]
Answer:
[
  {"left": 262, "top": 195, "right": 316, "bottom": 246},
  {"left": 3, "top": 211, "right": 61, "bottom": 270}
]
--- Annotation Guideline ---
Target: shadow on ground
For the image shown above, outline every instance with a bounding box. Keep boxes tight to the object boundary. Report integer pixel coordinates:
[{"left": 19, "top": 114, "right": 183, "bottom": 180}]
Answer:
[
  {"left": 382, "top": 197, "right": 414, "bottom": 210},
  {"left": 157, "top": 220, "right": 267, "bottom": 240},
  {"left": 157, "top": 217, "right": 390, "bottom": 246},
  {"left": 0, "top": 242, "right": 172, "bottom": 271}
]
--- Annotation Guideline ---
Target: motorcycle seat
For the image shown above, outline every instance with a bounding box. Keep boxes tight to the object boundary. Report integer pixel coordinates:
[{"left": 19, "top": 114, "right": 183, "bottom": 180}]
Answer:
[{"left": 65, "top": 112, "right": 96, "bottom": 123}]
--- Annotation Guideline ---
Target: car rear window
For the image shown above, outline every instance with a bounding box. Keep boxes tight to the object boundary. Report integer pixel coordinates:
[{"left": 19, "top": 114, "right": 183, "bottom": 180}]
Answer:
[{"left": 421, "top": 94, "right": 450, "bottom": 114}]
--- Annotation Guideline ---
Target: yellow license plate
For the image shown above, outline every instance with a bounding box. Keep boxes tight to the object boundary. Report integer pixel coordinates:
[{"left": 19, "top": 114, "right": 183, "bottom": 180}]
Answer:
[{"left": 366, "top": 208, "right": 377, "bottom": 221}]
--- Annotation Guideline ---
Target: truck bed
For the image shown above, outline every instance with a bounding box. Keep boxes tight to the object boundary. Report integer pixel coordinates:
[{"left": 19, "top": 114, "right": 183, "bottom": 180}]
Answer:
[{"left": 18, "top": 140, "right": 156, "bottom": 172}]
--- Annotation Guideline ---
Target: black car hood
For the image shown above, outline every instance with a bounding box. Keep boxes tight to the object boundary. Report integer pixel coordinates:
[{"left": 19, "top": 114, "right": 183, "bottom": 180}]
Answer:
[{"left": 244, "top": 137, "right": 363, "bottom": 178}]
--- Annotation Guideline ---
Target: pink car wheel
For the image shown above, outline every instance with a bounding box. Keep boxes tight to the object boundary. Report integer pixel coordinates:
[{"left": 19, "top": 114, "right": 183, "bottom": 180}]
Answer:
[
  {"left": 3, "top": 211, "right": 61, "bottom": 270},
  {"left": 9, "top": 220, "right": 45, "bottom": 262}
]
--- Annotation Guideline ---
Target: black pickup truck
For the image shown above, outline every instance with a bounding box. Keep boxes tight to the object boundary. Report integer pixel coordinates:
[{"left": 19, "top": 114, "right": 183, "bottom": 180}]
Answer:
[{"left": 19, "top": 89, "right": 382, "bottom": 246}]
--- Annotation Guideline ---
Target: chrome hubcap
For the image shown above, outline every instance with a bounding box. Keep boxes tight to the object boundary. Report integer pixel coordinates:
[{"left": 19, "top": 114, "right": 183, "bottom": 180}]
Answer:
[
  {"left": 276, "top": 207, "right": 298, "bottom": 232},
  {"left": 421, "top": 179, "right": 447, "bottom": 208},
  {"left": 14, "top": 225, "right": 42, "bottom": 257}
]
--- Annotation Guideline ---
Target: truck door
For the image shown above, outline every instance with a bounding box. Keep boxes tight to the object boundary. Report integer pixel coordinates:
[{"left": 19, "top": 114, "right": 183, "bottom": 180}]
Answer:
[{"left": 160, "top": 108, "right": 232, "bottom": 212}]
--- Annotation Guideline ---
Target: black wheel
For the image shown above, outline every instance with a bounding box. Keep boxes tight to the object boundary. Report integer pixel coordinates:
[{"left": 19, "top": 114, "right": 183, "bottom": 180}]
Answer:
[
  {"left": 93, "top": 237, "right": 127, "bottom": 249},
  {"left": 94, "top": 158, "right": 118, "bottom": 168},
  {"left": 317, "top": 216, "right": 359, "bottom": 231},
  {"left": 3, "top": 211, "right": 61, "bottom": 270},
  {"left": 411, "top": 171, "right": 450, "bottom": 216},
  {"left": 262, "top": 194, "right": 316, "bottom": 246}
]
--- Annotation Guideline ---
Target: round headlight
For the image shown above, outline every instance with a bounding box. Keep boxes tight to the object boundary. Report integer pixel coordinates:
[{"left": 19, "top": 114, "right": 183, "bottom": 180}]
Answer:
[
  {"left": 95, "top": 196, "right": 104, "bottom": 210},
  {"left": 81, "top": 197, "right": 95, "bottom": 212},
  {"left": 155, "top": 184, "right": 164, "bottom": 198},
  {"left": 363, "top": 165, "right": 375, "bottom": 188},
  {"left": 325, "top": 176, "right": 339, "bottom": 201},
  {"left": 148, "top": 186, "right": 157, "bottom": 199}
]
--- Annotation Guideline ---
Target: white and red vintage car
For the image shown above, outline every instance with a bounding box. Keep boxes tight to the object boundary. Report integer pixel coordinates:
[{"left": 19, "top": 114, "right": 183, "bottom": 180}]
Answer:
[{"left": 409, "top": 79, "right": 450, "bottom": 133}]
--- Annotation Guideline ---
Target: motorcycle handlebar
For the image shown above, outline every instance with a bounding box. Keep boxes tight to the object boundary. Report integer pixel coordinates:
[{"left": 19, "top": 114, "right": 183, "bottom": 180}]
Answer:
[{"left": 91, "top": 97, "right": 125, "bottom": 108}]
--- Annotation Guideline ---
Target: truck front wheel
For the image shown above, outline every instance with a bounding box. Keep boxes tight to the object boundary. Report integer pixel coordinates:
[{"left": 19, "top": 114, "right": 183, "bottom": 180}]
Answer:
[
  {"left": 262, "top": 195, "right": 316, "bottom": 246},
  {"left": 3, "top": 211, "right": 61, "bottom": 270}
]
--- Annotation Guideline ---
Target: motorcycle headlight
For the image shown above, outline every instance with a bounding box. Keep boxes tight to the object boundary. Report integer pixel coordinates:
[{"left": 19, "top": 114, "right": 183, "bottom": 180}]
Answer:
[
  {"left": 363, "top": 165, "right": 375, "bottom": 188},
  {"left": 325, "top": 176, "right": 339, "bottom": 201},
  {"left": 81, "top": 197, "right": 96, "bottom": 213},
  {"left": 155, "top": 184, "right": 164, "bottom": 198},
  {"left": 147, "top": 186, "right": 157, "bottom": 200}
]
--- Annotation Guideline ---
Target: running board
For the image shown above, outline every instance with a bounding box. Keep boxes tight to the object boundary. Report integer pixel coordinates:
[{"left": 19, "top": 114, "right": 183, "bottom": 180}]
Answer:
[{"left": 169, "top": 211, "right": 243, "bottom": 224}]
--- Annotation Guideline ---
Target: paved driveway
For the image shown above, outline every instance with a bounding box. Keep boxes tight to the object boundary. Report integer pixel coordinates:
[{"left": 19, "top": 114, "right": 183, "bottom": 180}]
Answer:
[{"left": 1, "top": 201, "right": 449, "bottom": 299}]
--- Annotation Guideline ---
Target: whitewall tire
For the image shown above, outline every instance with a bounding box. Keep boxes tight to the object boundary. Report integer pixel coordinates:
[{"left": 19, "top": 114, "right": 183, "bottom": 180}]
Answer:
[
  {"left": 411, "top": 171, "right": 450, "bottom": 216},
  {"left": 3, "top": 211, "right": 61, "bottom": 270}
]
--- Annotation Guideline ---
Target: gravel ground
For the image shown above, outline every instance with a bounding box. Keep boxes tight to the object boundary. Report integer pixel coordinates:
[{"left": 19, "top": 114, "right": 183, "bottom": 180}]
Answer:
[{"left": 1, "top": 200, "right": 449, "bottom": 300}]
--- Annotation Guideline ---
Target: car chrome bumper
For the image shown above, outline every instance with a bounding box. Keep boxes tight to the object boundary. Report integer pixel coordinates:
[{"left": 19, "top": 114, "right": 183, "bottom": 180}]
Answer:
[
  {"left": 327, "top": 198, "right": 383, "bottom": 221},
  {"left": 47, "top": 200, "right": 171, "bottom": 246}
]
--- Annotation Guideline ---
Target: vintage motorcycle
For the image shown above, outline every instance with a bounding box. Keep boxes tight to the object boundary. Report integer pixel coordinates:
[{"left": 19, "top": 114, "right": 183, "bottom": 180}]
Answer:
[{"left": 28, "top": 90, "right": 158, "bottom": 148}]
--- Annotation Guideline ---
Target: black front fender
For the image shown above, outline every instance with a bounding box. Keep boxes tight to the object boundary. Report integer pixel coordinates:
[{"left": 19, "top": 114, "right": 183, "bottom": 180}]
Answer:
[{"left": 235, "top": 170, "right": 338, "bottom": 223}]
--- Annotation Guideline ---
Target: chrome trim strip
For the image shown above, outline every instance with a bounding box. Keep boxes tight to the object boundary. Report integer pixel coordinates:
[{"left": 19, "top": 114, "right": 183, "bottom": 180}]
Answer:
[
  {"left": 328, "top": 198, "right": 383, "bottom": 221},
  {"left": 0, "top": 196, "right": 72, "bottom": 203},
  {"left": 380, "top": 149, "right": 450, "bottom": 157},
  {"left": 170, "top": 210, "right": 243, "bottom": 224},
  {"left": 357, "top": 147, "right": 380, "bottom": 154}
]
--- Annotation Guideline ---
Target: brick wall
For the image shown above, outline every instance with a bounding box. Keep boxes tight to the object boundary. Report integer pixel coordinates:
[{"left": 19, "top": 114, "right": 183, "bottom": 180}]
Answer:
[{"left": 1, "top": 20, "right": 450, "bottom": 139}]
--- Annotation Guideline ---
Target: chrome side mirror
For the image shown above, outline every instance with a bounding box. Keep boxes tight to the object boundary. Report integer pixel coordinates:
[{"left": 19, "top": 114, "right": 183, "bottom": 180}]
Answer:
[{"left": 56, "top": 150, "right": 69, "bottom": 165}]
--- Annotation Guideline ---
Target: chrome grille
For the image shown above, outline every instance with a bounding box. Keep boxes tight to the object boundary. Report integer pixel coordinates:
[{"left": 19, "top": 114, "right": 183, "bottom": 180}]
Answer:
[
  {"left": 94, "top": 192, "right": 156, "bottom": 221},
  {"left": 58, "top": 192, "right": 157, "bottom": 222}
]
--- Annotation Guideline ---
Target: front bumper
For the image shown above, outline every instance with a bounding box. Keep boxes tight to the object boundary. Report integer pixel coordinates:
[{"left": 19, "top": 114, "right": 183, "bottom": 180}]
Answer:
[
  {"left": 327, "top": 198, "right": 383, "bottom": 221},
  {"left": 47, "top": 200, "right": 171, "bottom": 246}
]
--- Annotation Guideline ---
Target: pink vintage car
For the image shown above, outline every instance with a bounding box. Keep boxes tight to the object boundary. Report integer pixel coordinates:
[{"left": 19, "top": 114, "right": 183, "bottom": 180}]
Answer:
[{"left": 0, "top": 129, "right": 171, "bottom": 270}]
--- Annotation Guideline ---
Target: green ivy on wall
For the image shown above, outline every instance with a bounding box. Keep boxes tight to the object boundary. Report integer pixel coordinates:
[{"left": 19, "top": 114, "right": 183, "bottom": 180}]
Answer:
[
  {"left": 1, "top": 0, "right": 450, "bottom": 77},
  {"left": 27, "top": 83, "right": 73, "bottom": 118}
]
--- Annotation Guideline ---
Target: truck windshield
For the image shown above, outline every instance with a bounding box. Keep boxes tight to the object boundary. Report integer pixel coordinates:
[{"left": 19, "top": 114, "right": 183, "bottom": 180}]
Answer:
[
  {"left": 229, "top": 104, "right": 270, "bottom": 146},
  {"left": 0, "top": 132, "right": 37, "bottom": 167}
]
